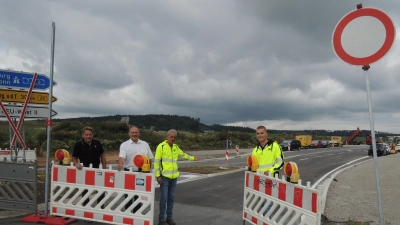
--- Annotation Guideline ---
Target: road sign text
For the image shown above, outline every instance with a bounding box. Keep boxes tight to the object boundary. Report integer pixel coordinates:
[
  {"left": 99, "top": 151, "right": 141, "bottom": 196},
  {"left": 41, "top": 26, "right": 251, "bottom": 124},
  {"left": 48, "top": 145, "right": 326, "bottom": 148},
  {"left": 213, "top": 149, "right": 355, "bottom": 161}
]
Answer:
[{"left": 0, "top": 89, "right": 57, "bottom": 104}]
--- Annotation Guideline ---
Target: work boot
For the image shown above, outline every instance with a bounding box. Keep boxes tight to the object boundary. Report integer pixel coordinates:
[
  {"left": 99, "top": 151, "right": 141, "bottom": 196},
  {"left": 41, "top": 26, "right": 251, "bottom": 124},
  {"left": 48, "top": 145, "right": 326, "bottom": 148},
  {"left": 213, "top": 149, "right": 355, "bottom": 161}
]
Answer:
[
  {"left": 158, "top": 221, "right": 168, "bottom": 225},
  {"left": 166, "top": 219, "right": 176, "bottom": 225}
]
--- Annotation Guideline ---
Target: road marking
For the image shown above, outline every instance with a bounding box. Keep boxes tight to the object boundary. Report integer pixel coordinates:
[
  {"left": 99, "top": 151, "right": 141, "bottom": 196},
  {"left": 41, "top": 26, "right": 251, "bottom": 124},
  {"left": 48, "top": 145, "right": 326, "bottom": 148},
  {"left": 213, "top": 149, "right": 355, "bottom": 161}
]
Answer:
[
  {"left": 300, "top": 158, "right": 309, "bottom": 160},
  {"left": 311, "top": 156, "right": 370, "bottom": 189}
]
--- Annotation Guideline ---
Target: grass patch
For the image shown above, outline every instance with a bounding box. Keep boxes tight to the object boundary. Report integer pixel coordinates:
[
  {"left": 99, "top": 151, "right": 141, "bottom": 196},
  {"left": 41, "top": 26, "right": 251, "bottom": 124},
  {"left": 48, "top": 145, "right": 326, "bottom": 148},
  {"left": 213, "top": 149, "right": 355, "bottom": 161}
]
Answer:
[{"left": 179, "top": 166, "right": 240, "bottom": 174}]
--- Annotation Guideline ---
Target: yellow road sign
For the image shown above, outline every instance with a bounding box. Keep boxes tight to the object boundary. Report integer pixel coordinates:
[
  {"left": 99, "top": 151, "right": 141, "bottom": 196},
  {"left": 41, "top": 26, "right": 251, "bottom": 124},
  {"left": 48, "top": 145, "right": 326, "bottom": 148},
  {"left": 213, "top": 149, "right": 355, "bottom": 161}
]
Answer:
[{"left": 0, "top": 89, "right": 57, "bottom": 104}]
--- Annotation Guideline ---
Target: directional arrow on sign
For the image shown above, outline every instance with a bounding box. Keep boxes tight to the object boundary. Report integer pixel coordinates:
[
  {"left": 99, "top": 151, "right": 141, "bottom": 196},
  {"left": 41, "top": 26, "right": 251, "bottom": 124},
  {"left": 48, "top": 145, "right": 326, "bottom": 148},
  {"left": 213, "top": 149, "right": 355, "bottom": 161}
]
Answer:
[
  {"left": 0, "top": 69, "right": 57, "bottom": 90},
  {"left": 0, "top": 89, "right": 57, "bottom": 104},
  {"left": 0, "top": 105, "right": 57, "bottom": 118}
]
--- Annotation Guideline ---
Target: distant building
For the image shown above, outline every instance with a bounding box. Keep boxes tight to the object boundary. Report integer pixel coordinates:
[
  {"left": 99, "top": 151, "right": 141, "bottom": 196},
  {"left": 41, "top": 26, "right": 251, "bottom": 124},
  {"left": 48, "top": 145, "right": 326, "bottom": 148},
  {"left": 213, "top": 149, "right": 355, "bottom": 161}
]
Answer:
[{"left": 201, "top": 130, "right": 214, "bottom": 133}]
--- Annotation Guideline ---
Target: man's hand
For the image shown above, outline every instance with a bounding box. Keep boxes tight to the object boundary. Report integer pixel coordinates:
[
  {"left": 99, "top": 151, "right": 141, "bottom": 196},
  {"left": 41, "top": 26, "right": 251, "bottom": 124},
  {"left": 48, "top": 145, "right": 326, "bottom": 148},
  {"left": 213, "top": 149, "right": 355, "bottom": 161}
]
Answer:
[
  {"left": 75, "top": 164, "right": 83, "bottom": 170},
  {"left": 118, "top": 164, "right": 123, "bottom": 171},
  {"left": 157, "top": 177, "right": 163, "bottom": 185}
]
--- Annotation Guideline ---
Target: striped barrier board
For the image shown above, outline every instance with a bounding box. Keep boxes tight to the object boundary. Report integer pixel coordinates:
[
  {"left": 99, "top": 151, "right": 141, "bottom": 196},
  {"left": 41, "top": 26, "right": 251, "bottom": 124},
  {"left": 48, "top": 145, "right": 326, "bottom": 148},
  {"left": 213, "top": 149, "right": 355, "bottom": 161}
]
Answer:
[
  {"left": 0, "top": 149, "right": 37, "bottom": 162},
  {"left": 243, "top": 171, "right": 323, "bottom": 225},
  {"left": 51, "top": 164, "right": 155, "bottom": 225}
]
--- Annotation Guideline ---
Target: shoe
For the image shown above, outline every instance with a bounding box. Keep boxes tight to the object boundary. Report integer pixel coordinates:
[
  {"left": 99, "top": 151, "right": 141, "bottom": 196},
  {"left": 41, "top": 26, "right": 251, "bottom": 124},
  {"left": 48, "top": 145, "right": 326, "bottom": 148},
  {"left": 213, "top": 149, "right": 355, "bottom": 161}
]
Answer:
[
  {"left": 158, "top": 221, "right": 168, "bottom": 225},
  {"left": 166, "top": 219, "right": 176, "bottom": 225}
]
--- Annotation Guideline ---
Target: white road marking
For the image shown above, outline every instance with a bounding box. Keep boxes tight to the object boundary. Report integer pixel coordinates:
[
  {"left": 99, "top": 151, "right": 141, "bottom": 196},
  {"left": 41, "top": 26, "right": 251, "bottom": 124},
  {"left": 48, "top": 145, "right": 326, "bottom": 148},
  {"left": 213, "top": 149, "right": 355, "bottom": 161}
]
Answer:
[{"left": 300, "top": 158, "right": 309, "bottom": 160}]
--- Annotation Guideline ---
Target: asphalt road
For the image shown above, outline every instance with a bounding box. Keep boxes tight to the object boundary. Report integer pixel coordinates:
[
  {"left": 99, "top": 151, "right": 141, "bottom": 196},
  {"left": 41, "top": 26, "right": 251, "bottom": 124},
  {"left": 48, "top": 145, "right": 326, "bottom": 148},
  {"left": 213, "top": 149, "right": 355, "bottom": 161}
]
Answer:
[{"left": 0, "top": 145, "right": 369, "bottom": 225}]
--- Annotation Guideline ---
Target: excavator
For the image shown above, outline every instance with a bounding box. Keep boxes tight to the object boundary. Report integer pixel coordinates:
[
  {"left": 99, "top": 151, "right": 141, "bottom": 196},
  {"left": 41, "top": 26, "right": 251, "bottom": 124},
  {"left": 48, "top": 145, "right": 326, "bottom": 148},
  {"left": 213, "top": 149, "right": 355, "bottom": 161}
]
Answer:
[{"left": 385, "top": 136, "right": 400, "bottom": 154}]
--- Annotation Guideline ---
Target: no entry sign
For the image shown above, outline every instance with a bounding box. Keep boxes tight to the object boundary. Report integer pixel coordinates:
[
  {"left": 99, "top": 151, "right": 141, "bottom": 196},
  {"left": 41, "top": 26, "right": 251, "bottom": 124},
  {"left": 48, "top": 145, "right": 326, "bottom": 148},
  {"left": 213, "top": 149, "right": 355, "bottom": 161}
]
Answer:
[{"left": 332, "top": 7, "right": 396, "bottom": 65}]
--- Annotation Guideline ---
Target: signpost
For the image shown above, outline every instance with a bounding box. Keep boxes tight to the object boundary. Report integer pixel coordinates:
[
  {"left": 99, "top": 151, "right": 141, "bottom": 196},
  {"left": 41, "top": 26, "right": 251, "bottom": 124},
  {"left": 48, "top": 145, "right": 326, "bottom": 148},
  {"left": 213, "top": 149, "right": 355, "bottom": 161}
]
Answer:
[
  {"left": 0, "top": 105, "right": 57, "bottom": 118},
  {"left": 332, "top": 4, "right": 395, "bottom": 225},
  {"left": 0, "top": 89, "right": 57, "bottom": 104},
  {"left": 0, "top": 23, "right": 58, "bottom": 221},
  {"left": 0, "top": 69, "right": 56, "bottom": 90}
]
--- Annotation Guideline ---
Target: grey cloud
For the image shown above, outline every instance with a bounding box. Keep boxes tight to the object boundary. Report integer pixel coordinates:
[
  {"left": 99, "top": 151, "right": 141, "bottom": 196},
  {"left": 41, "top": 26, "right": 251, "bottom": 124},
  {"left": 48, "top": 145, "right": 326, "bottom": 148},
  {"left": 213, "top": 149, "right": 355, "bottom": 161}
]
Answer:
[{"left": 1, "top": 0, "right": 400, "bottom": 132}]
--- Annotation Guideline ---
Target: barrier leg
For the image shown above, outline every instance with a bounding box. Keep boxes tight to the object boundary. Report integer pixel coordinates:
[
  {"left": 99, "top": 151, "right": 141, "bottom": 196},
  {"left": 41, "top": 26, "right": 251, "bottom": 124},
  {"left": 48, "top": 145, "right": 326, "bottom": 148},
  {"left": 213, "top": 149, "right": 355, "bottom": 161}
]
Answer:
[{"left": 21, "top": 212, "right": 78, "bottom": 225}]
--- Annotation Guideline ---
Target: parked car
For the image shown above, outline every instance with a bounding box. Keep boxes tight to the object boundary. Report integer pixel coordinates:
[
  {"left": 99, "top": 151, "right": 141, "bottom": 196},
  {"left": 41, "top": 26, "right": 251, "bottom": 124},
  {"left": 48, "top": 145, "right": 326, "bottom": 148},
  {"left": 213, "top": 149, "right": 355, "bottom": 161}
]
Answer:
[
  {"left": 368, "top": 143, "right": 388, "bottom": 156},
  {"left": 321, "top": 140, "right": 330, "bottom": 148},
  {"left": 383, "top": 143, "right": 391, "bottom": 155},
  {"left": 280, "top": 140, "right": 301, "bottom": 151},
  {"left": 311, "top": 140, "right": 323, "bottom": 148}
]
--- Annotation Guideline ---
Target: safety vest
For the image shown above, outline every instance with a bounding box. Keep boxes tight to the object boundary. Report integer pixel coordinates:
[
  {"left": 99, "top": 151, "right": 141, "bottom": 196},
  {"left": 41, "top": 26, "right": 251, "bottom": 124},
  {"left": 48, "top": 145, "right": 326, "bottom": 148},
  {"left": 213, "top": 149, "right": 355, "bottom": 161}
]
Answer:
[
  {"left": 251, "top": 140, "right": 284, "bottom": 174},
  {"left": 154, "top": 140, "right": 194, "bottom": 179}
]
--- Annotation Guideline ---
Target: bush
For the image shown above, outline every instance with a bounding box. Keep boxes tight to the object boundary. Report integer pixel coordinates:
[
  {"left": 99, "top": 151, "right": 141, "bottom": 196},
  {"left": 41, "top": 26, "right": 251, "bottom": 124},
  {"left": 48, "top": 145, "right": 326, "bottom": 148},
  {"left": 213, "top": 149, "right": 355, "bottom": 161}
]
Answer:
[{"left": 41, "top": 140, "right": 68, "bottom": 152}]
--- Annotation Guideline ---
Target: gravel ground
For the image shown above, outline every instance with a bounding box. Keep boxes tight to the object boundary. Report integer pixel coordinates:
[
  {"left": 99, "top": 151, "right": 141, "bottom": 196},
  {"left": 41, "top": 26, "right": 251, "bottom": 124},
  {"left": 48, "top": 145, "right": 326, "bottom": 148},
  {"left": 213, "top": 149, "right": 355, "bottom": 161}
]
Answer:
[{"left": 324, "top": 154, "right": 400, "bottom": 225}]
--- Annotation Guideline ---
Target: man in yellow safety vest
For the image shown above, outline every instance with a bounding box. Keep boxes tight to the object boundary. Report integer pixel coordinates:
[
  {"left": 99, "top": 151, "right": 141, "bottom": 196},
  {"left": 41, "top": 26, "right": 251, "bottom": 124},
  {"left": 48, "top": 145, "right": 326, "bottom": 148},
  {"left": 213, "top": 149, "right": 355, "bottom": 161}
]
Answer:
[
  {"left": 154, "top": 129, "right": 199, "bottom": 225},
  {"left": 251, "top": 125, "right": 284, "bottom": 176}
]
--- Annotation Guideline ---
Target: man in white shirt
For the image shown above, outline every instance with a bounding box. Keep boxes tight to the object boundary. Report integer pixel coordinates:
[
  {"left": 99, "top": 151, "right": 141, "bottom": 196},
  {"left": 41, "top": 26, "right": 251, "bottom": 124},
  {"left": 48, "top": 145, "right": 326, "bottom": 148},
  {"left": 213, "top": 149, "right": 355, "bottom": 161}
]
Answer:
[
  {"left": 118, "top": 126, "right": 154, "bottom": 212},
  {"left": 118, "top": 126, "right": 154, "bottom": 172}
]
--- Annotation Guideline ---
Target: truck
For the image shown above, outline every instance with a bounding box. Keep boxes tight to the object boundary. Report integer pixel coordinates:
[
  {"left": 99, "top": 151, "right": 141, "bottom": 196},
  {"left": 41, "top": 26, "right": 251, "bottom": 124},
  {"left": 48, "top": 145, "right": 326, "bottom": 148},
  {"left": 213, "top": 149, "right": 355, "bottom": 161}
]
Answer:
[
  {"left": 345, "top": 127, "right": 361, "bottom": 145},
  {"left": 331, "top": 136, "right": 343, "bottom": 147},
  {"left": 295, "top": 135, "right": 312, "bottom": 149},
  {"left": 366, "top": 135, "right": 372, "bottom": 145}
]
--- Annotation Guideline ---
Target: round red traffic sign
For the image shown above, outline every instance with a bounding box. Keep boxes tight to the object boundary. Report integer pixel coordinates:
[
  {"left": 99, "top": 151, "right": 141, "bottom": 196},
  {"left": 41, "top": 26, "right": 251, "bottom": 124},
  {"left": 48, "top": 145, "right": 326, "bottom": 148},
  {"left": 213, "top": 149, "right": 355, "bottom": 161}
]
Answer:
[{"left": 332, "top": 8, "right": 395, "bottom": 65}]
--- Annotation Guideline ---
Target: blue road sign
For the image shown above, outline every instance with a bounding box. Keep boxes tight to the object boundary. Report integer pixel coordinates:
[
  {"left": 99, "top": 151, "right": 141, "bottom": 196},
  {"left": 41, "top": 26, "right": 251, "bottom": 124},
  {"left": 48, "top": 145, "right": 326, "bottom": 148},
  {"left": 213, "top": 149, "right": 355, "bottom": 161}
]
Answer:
[{"left": 0, "top": 69, "right": 57, "bottom": 90}]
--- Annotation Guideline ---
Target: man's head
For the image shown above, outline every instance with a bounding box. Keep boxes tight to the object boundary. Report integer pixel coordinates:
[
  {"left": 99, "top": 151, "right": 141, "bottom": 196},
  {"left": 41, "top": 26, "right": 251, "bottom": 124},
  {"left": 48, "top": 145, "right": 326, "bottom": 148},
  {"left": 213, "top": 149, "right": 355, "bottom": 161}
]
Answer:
[
  {"left": 256, "top": 126, "right": 268, "bottom": 143},
  {"left": 129, "top": 126, "right": 140, "bottom": 142},
  {"left": 166, "top": 129, "right": 177, "bottom": 145},
  {"left": 82, "top": 126, "right": 94, "bottom": 144}
]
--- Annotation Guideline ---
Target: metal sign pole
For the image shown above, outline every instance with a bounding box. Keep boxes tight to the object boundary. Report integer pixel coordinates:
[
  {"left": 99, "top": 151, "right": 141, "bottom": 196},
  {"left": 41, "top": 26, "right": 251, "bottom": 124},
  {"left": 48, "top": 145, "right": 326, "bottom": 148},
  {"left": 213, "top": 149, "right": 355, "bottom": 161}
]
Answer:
[
  {"left": 13, "top": 118, "right": 18, "bottom": 161},
  {"left": 364, "top": 66, "right": 384, "bottom": 225},
  {"left": 44, "top": 22, "right": 56, "bottom": 216},
  {"left": 23, "top": 118, "right": 26, "bottom": 162},
  {"left": 9, "top": 122, "right": 12, "bottom": 159}
]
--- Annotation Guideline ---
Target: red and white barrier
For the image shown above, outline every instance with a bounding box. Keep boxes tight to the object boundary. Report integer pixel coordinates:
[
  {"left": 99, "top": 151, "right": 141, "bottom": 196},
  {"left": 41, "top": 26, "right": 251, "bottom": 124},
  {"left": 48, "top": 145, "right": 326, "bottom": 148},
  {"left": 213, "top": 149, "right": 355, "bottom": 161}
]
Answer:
[
  {"left": 225, "top": 150, "right": 229, "bottom": 161},
  {"left": 235, "top": 145, "right": 239, "bottom": 156},
  {"left": 50, "top": 164, "right": 155, "bottom": 225},
  {"left": 243, "top": 171, "right": 323, "bottom": 225},
  {"left": 0, "top": 148, "right": 37, "bottom": 162}
]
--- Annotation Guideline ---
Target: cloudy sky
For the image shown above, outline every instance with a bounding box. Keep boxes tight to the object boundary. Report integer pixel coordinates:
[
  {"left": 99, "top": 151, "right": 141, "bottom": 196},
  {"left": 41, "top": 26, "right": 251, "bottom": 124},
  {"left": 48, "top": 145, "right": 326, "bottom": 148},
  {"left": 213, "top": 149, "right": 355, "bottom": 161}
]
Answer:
[{"left": 1, "top": 0, "right": 400, "bottom": 133}]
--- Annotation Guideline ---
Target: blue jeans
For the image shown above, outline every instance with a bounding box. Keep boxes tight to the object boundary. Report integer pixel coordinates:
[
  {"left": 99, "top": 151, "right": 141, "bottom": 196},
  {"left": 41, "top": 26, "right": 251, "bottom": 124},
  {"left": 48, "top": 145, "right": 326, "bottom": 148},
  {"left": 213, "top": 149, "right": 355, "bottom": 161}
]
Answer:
[{"left": 158, "top": 176, "right": 177, "bottom": 222}]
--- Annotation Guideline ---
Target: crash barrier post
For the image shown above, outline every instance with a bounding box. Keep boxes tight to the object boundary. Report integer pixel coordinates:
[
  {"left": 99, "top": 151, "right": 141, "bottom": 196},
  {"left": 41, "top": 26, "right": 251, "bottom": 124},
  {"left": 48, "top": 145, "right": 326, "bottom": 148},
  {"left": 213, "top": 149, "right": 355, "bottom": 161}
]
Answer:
[
  {"left": 236, "top": 145, "right": 240, "bottom": 157},
  {"left": 243, "top": 171, "right": 323, "bottom": 225},
  {"left": 0, "top": 148, "right": 37, "bottom": 162},
  {"left": 225, "top": 150, "right": 229, "bottom": 166},
  {"left": 0, "top": 160, "right": 38, "bottom": 213},
  {"left": 48, "top": 163, "right": 155, "bottom": 225}
]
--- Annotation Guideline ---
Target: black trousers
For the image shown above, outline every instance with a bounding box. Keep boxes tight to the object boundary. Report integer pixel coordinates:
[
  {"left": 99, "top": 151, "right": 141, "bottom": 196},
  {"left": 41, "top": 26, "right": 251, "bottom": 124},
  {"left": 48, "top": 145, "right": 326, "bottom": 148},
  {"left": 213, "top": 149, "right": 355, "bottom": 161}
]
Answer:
[{"left": 124, "top": 168, "right": 142, "bottom": 213}]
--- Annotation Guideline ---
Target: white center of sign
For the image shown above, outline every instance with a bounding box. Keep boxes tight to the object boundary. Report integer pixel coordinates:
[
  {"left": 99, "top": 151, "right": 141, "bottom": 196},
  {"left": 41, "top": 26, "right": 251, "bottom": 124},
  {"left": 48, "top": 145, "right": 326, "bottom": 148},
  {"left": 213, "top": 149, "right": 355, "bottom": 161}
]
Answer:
[{"left": 341, "top": 16, "right": 386, "bottom": 58}]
